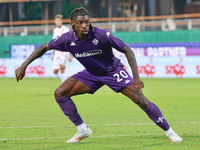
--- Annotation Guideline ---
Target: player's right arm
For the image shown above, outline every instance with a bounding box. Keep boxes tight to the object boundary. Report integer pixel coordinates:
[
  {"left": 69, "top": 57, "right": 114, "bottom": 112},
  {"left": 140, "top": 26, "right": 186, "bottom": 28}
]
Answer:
[{"left": 15, "top": 42, "right": 50, "bottom": 82}]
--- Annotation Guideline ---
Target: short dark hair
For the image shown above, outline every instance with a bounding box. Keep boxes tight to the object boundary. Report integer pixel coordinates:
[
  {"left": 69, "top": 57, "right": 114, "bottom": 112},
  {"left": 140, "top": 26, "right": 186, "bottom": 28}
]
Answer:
[
  {"left": 70, "top": 7, "right": 90, "bottom": 21},
  {"left": 55, "top": 14, "right": 63, "bottom": 19}
]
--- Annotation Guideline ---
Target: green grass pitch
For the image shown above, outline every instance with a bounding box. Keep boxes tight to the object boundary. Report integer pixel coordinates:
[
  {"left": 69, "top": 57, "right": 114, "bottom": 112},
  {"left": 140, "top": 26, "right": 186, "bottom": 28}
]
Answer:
[{"left": 0, "top": 78, "right": 200, "bottom": 150}]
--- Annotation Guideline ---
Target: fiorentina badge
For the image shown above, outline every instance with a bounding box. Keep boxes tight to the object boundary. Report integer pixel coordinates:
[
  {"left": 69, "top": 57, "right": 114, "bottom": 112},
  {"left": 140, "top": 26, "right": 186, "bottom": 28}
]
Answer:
[{"left": 92, "top": 38, "right": 99, "bottom": 45}]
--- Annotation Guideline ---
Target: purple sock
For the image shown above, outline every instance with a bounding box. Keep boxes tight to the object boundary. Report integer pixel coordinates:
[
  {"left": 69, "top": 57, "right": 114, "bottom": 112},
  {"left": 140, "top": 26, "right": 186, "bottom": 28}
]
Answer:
[
  {"left": 55, "top": 97, "right": 83, "bottom": 126},
  {"left": 143, "top": 102, "right": 170, "bottom": 131}
]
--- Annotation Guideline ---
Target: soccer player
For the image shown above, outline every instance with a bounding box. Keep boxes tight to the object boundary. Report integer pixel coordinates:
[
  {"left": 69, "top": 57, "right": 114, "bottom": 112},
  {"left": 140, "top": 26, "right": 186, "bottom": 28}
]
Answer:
[
  {"left": 15, "top": 7, "right": 182, "bottom": 143},
  {"left": 51, "top": 14, "right": 72, "bottom": 82}
]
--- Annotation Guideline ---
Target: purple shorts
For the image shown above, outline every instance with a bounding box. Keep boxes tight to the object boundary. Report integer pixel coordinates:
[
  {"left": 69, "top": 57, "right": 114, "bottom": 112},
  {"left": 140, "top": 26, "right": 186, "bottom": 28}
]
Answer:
[{"left": 72, "top": 66, "right": 134, "bottom": 94}]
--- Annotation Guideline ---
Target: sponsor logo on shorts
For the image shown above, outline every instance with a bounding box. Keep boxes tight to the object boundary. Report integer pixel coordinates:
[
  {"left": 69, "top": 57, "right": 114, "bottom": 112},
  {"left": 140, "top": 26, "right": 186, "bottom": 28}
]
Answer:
[{"left": 75, "top": 49, "right": 102, "bottom": 58}]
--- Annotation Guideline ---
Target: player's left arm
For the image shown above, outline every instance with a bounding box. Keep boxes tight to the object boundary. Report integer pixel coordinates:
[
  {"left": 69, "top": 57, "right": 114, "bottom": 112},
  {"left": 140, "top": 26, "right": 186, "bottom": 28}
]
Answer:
[
  {"left": 102, "top": 30, "right": 143, "bottom": 89},
  {"left": 15, "top": 43, "right": 51, "bottom": 82},
  {"left": 123, "top": 44, "right": 144, "bottom": 89}
]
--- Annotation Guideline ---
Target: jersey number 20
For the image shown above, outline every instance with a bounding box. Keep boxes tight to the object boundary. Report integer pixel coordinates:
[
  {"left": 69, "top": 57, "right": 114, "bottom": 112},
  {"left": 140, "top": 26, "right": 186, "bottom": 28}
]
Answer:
[{"left": 113, "top": 70, "right": 128, "bottom": 82}]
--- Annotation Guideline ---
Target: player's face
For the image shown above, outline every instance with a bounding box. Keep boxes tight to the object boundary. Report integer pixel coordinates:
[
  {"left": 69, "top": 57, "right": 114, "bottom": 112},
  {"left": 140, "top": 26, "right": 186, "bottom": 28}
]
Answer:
[
  {"left": 71, "top": 15, "right": 90, "bottom": 40},
  {"left": 55, "top": 18, "right": 63, "bottom": 28}
]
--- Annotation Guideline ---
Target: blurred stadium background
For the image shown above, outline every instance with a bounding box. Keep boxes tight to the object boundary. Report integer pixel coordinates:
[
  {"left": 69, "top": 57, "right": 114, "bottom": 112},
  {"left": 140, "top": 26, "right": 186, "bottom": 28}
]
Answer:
[{"left": 0, "top": 0, "right": 200, "bottom": 78}]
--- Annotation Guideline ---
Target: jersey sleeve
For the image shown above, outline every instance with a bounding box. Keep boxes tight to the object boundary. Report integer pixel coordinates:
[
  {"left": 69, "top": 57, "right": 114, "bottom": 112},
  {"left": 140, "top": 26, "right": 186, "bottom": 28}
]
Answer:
[
  {"left": 95, "top": 27, "right": 126, "bottom": 52},
  {"left": 107, "top": 32, "right": 126, "bottom": 52},
  {"left": 48, "top": 34, "right": 68, "bottom": 52}
]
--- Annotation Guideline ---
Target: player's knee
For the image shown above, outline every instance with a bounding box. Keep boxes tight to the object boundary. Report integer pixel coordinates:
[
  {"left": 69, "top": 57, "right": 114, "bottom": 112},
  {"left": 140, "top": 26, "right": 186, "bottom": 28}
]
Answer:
[
  {"left": 139, "top": 98, "right": 149, "bottom": 109},
  {"left": 60, "top": 69, "right": 65, "bottom": 74},
  {"left": 60, "top": 65, "right": 65, "bottom": 73},
  {"left": 54, "top": 86, "right": 72, "bottom": 98},
  {"left": 131, "top": 91, "right": 149, "bottom": 109},
  {"left": 54, "top": 87, "right": 65, "bottom": 98},
  {"left": 135, "top": 96, "right": 149, "bottom": 109},
  {"left": 54, "top": 70, "right": 58, "bottom": 74}
]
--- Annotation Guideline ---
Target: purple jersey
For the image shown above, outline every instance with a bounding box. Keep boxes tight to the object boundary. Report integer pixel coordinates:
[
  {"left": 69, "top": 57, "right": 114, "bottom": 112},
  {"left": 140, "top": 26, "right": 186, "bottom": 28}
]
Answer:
[{"left": 48, "top": 27, "right": 126, "bottom": 75}]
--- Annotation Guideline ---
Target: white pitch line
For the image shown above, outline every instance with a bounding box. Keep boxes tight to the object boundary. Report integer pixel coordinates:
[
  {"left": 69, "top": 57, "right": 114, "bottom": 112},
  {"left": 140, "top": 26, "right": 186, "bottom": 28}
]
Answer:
[
  {"left": 1, "top": 132, "right": 200, "bottom": 141},
  {"left": 0, "top": 125, "right": 69, "bottom": 129},
  {"left": 0, "top": 134, "right": 163, "bottom": 141},
  {"left": 0, "top": 121, "right": 200, "bottom": 129}
]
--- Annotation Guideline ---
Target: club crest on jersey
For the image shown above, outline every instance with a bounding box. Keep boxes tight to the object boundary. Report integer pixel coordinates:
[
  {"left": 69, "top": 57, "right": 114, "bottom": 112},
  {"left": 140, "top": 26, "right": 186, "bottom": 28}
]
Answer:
[{"left": 92, "top": 38, "right": 99, "bottom": 45}]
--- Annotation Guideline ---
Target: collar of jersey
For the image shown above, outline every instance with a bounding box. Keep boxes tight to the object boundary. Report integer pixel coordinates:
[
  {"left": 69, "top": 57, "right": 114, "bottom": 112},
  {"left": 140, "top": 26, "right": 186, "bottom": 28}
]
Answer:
[{"left": 74, "top": 28, "right": 92, "bottom": 41}]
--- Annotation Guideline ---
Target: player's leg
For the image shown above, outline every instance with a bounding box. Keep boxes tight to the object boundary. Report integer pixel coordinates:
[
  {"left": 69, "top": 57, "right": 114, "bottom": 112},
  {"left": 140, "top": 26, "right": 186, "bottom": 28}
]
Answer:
[
  {"left": 121, "top": 85, "right": 182, "bottom": 142},
  {"left": 52, "top": 58, "right": 59, "bottom": 75},
  {"left": 59, "top": 54, "right": 69, "bottom": 83},
  {"left": 53, "top": 69, "right": 59, "bottom": 75},
  {"left": 52, "top": 55, "right": 63, "bottom": 82},
  {"left": 60, "top": 64, "right": 65, "bottom": 74},
  {"left": 59, "top": 64, "right": 66, "bottom": 83},
  {"left": 54, "top": 69, "right": 105, "bottom": 143},
  {"left": 54, "top": 77, "right": 93, "bottom": 143},
  {"left": 55, "top": 77, "right": 92, "bottom": 98}
]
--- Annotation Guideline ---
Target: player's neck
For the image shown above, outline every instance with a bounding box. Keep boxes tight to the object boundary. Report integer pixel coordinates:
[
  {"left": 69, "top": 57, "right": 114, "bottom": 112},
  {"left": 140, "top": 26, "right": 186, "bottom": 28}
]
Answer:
[
  {"left": 78, "top": 35, "right": 87, "bottom": 41},
  {"left": 76, "top": 32, "right": 88, "bottom": 41},
  {"left": 57, "top": 25, "right": 63, "bottom": 28}
]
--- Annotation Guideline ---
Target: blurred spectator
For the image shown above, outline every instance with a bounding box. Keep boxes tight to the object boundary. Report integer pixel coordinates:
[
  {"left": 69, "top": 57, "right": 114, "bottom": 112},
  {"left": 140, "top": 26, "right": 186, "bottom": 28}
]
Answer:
[{"left": 51, "top": 14, "right": 72, "bottom": 83}]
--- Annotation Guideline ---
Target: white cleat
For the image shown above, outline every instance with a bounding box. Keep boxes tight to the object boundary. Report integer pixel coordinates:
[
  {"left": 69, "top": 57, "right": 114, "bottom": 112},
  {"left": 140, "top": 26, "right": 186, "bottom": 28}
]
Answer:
[
  {"left": 66, "top": 127, "right": 92, "bottom": 143},
  {"left": 168, "top": 132, "right": 183, "bottom": 142}
]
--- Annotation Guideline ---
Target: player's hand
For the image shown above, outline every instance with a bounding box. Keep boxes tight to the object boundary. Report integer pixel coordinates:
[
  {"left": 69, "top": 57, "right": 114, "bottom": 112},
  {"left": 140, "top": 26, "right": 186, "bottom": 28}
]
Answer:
[
  {"left": 15, "top": 66, "right": 26, "bottom": 82},
  {"left": 133, "top": 78, "right": 144, "bottom": 90}
]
